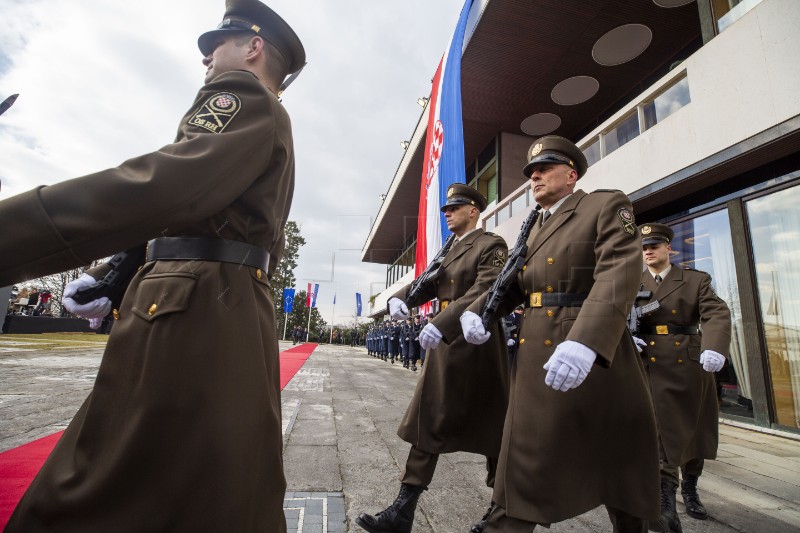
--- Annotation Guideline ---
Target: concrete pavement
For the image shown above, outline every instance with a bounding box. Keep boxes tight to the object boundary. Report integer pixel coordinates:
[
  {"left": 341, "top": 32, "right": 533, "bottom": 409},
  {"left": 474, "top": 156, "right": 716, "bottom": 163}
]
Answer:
[{"left": 2, "top": 338, "right": 800, "bottom": 532}]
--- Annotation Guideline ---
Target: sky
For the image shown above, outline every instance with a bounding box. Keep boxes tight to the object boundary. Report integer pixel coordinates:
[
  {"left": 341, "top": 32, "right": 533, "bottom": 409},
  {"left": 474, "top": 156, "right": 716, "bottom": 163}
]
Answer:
[{"left": 0, "top": 0, "right": 467, "bottom": 326}]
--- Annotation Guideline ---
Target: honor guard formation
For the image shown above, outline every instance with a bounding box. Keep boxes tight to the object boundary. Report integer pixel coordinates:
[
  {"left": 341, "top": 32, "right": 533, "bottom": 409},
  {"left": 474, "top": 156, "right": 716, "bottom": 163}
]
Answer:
[{"left": 0, "top": 1, "right": 737, "bottom": 532}]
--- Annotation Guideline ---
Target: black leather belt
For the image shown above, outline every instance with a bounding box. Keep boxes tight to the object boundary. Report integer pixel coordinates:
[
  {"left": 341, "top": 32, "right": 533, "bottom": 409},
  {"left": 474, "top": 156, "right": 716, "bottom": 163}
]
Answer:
[
  {"left": 640, "top": 325, "right": 700, "bottom": 335},
  {"left": 526, "top": 292, "right": 588, "bottom": 308},
  {"left": 146, "top": 237, "right": 270, "bottom": 272}
]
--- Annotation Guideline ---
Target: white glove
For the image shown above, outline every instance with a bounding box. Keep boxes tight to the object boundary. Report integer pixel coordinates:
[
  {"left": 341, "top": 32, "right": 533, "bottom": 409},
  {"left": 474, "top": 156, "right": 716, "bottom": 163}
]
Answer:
[
  {"left": 460, "top": 311, "right": 491, "bottom": 345},
  {"left": 418, "top": 323, "right": 443, "bottom": 350},
  {"left": 700, "top": 350, "right": 725, "bottom": 373},
  {"left": 88, "top": 318, "right": 104, "bottom": 330},
  {"left": 63, "top": 274, "right": 112, "bottom": 321},
  {"left": 388, "top": 297, "right": 409, "bottom": 320},
  {"left": 507, "top": 338, "right": 516, "bottom": 347},
  {"left": 632, "top": 336, "right": 647, "bottom": 354},
  {"left": 543, "top": 340, "right": 597, "bottom": 392}
]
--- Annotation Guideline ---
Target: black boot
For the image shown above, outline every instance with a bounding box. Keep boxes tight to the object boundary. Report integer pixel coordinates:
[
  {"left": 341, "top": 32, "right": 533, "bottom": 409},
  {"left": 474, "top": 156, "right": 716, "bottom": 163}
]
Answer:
[
  {"left": 681, "top": 474, "right": 708, "bottom": 520},
  {"left": 355, "top": 483, "right": 426, "bottom": 533},
  {"left": 649, "top": 479, "right": 682, "bottom": 533},
  {"left": 469, "top": 500, "right": 495, "bottom": 533}
]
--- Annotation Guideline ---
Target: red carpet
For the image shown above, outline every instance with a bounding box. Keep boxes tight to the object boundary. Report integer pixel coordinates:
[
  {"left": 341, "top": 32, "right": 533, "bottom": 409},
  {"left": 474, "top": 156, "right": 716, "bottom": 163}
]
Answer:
[{"left": 0, "top": 343, "right": 317, "bottom": 529}]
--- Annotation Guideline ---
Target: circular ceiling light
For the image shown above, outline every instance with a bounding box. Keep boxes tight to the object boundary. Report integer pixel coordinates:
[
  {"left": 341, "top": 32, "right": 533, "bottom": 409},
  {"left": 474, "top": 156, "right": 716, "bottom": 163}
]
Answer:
[
  {"left": 520, "top": 113, "right": 561, "bottom": 136},
  {"left": 653, "top": 0, "right": 695, "bottom": 7},
  {"left": 551, "top": 76, "right": 600, "bottom": 106},
  {"left": 592, "top": 24, "right": 653, "bottom": 66}
]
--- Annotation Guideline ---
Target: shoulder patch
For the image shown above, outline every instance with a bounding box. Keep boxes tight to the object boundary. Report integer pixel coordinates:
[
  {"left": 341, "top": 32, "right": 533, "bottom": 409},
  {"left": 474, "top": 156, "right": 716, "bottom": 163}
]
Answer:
[
  {"left": 493, "top": 248, "right": 506, "bottom": 267},
  {"left": 189, "top": 92, "right": 242, "bottom": 134},
  {"left": 617, "top": 207, "right": 636, "bottom": 235}
]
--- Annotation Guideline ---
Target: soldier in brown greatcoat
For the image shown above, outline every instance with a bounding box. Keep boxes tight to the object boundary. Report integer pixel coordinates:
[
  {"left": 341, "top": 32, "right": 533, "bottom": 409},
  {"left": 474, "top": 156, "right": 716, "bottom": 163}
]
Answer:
[
  {"left": 461, "top": 135, "right": 660, "bottom": 533},
  {"left": 634, "top": 223, "right": 731, "bottom": 533},
  {"left": 0, "top": 1, "right": 304, "bottom": 531},
  {"left": 356, "top": 184, "right": 509, "bottom": 533}
]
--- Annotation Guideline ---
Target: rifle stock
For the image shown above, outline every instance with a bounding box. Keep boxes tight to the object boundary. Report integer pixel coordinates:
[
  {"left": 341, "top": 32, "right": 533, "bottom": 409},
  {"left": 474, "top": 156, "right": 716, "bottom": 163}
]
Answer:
[
  {"left": 480, "top": 204, "right": 541, "bottom": 329},
  {"left": 406, "top": 233, "right": 457, "bottom": 305}
]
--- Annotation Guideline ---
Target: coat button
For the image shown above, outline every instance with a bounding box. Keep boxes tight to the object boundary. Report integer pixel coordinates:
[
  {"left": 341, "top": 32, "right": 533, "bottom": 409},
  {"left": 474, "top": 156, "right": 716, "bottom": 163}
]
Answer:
[
  {"left": 678, "top": 359, "right": 684, "bottom": 364},
  {"left": 649, "top": 341, "right": 655, "bottom": 346},
  {"left": 547, "top": 258, "right": 554, "bottom": 264},
  {"left": 112, "top": 309, "right": 120, "bottom": 320},
  {"left": 256, "top": 269, "right": 263, "bottom": 279},
  {"left": 546, "top": 310, "right": 554, "bottom": 317},
  {"left": 650, "top": 357, "right": 657, "bottom": 363},
  {"left": 546, "top": 286, "right": 554, "bottom": 293},
  {"left": 148, "top": 304, "right": 158, "bottom": 316},
  {"left": 520, "top": 338, "right": 525, "bottom": 345},
  {"left": 523, "top": 313, "right": 527, "bottom": 318},
  {"left": 544, "top": 339, "right": 553, "bottom": 347},
  {"left": 451, "top": 279, "right": 455, "bottom": 284},
  {"left": 523, "top": 265, "right": 527, "bottom": 271},
  {"left": 672, "top": 309, "right": 678, "bottom": 315},
  {"left": 674, "top": 341, "right": 681, "bottom": 347}
]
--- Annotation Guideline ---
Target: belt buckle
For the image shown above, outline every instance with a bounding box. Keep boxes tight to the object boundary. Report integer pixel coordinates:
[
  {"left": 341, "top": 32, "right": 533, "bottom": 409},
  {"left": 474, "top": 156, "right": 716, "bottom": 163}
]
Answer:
[
  {"left": 530, "top": 292, "right": 542, "bottom": 308},
  {"left": 656, "top": 325, "right": 669, "bottom": 335},
  {"left": 440, "top": 301, "right": 449, "bottom": 310}
]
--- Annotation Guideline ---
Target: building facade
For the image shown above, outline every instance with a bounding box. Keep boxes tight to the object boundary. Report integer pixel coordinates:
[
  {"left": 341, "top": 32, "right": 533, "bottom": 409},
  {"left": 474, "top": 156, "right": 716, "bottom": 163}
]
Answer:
[{"left": 362, "top": 0, "right": 800, "bottom": 433}]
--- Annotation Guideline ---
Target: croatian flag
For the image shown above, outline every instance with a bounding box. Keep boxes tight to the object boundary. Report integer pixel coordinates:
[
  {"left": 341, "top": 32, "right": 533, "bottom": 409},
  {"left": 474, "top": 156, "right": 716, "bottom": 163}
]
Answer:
[
  {"left": 311, "top": 284, "right": 320, "bottom": 308},
  {"left": 415, "top": 0, "right": 473, "bottom": 279}
]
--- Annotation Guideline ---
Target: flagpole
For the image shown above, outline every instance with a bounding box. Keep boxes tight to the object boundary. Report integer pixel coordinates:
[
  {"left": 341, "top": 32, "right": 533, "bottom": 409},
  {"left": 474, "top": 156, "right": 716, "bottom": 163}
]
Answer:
[
  {"left": 329, "top": 297, "right": 336, "bottom": 343},
  {"left": 283, "top": 309, "right": 289, "bottom": 341}
]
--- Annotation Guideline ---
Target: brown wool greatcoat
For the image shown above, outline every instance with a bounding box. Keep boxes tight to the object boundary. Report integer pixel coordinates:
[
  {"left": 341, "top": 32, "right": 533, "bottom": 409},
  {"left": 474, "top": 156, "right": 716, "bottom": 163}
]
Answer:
[
  {"left": 1, "top": 70, "right": 294, "bottom": 532},
  {"left": 469, "top": 190, "right": 660, "bottom": 524},
  {"left": 394, "top": 229, "right": 509, "bottom": 456},
  {"left": 639, "top": 266, "right": 731, "bottom": 466}
]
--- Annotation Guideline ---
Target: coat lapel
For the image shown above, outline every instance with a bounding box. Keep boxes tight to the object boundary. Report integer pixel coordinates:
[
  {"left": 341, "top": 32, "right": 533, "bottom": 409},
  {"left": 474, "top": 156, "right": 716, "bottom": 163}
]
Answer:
[
  {"left": 654, "top": 264, "right": 684, "bottom": 301},
  {"left": 442, "top": 229, "right": 480, "bottom": 268},
  {"left": 526, "top": 190, "right": 585, "bottom": 261}
]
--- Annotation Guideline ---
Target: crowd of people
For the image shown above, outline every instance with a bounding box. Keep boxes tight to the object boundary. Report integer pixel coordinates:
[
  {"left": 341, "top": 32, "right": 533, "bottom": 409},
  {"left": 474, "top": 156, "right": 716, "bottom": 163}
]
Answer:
[
  {"left": 365, "top": 313, "right": 429, "bottom": 371},
  {"left": 5, "top": 286, "right": 53, "bottom": 317}
]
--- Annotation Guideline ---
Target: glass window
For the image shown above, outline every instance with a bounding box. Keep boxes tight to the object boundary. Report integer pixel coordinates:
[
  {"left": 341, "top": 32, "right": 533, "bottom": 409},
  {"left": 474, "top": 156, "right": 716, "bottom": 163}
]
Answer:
[
  {"left": 496, "top": 204, "right": 510, "bottom": 225},
  {"left": 643, "top": 77, "right": 691, "bottom": 130},
  {"left": 511, "top": 192, "right": 528, "bottom": 217},
  {"left": 747, "top": 184, "right": 800, "bottom": 429},
  {"left": 485, "top": 214, "right": 496, "bottom": 231},
  {"left": 582, "top": 137, "right": 601, "bottom": 167},
  {"left": 670, "top": 209, "right": 753, "bottom": 419},
  {"left": 715, "top": 0, "right": 764, "bottom": 33},
  {"left": 603, "top": 111, "right": 640, "bottom": 156}
]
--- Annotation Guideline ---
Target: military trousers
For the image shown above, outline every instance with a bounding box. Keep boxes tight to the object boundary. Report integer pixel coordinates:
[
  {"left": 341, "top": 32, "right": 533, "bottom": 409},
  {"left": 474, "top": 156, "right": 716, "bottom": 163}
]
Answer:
[
  {"left": 659, "top": 438, "right": 704, "bottom": 483},
  {"left": 400, "top": 445, "right": 497, "bottom": 488},
  {"left": 483, "top": 503, "right": 647, "bottom": 533}
]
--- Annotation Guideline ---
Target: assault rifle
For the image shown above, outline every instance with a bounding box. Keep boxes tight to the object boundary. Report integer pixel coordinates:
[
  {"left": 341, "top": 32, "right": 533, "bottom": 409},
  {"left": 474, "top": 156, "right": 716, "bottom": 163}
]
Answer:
[
  {"left": 405, "top": 233, "right": 457, "bottom": 304},
  {"left": 480, "top": 205, "right": 542, "bottom": 329},
  {"left": 72, "top": 245, "right": 147, "bottom": 308},
  {"left": 627, "top": 284, "right": 661, "bottom": 336}
]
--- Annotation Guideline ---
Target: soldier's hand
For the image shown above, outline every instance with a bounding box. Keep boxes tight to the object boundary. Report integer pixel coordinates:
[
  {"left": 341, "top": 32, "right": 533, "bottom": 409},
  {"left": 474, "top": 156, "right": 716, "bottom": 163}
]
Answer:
[
  {"left": 632, "top": 336, "right": 647, "bottom": 353},
  {"left": 543, "top": 340, "right": 596, "bottom": 392},
  {"left": 418, "top": 323, "right": 443, "bottom": 350},
  {"left": 388, "top": 297, "right": 409, "bottom": 320},
  {"left": 63, "top": 274, "right": 112, "bottom": 321},
  {"left": 699, "top": 350, "right": 725, "bottom": 372},
  {"left": 507, "top": 338, "right": 516, "bottom": 347},
  {"left": 460, "top": 311, "right": 491, "bottom": 345}
]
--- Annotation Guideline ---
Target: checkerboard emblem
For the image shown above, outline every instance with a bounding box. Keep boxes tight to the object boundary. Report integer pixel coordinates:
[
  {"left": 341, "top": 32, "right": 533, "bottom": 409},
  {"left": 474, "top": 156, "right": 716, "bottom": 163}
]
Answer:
[{"left": 189, "top": 92, "right": 242, "bottom": 134}]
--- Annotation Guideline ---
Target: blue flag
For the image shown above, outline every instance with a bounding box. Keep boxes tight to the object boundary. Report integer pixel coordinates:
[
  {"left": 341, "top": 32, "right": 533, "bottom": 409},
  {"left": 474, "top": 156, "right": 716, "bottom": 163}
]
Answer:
[
  {"left": 283, "top": 288, "right": 295, "bottom": 313},
  {"left": 311, "top": 283, "right": 320, "bottom": 308},
  {"left": 356, "top": 293, "right": 362, "bottom": 316}
]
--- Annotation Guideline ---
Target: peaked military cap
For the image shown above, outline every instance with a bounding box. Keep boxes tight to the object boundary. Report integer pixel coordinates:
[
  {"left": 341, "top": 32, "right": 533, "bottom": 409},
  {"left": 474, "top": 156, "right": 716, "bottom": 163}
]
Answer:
[
  {"left": 440, "top": 183, "right": 488, "bottom": 212},
  {"left": 523, "top": 135, "right": 588, "bottom": 179},
  {"left": 198, "top": 0, "right": 306, "bottom": 74},
  {"left": 640, "top": 223, "right": 674, "bottom": 246}
]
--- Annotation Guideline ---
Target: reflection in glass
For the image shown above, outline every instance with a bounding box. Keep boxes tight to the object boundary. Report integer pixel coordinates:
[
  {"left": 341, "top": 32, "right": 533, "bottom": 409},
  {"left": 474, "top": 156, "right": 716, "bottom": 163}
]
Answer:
[
  {"left": 583, "top": 137, "right": 601, "bottom": 167},
  {"left": 747, "top": 184, "right": 800, "bottom": 429},
  {"left": 510, "top": 192, "right": 528, "bottom": 217},
  {"left": 604, "top": 112, "right": 640, "bottom": 156},
  {"left": 716, "top": 0, "right": 764, "bottom": 33},
  {"left": 643, "top": 77, "right": 691, "bottom": 130},
  {"left": 496, "top": 204, "right": 510, "bottom": 225},
  {"left": 670, "top": 209, "right": 753, "bottom": 418}
]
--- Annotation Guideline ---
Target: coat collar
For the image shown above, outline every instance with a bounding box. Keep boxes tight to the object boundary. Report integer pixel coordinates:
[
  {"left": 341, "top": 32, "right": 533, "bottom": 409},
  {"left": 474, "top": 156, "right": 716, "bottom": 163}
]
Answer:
[
  {"left": 653, "top": 263, "right": 684, "bottom": 300},
  {"left": 525, "top": 190, "right": 586, "bottom": 261},
  {"left": 443, "top": 228, "right": 483, "bottom": 268}
]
